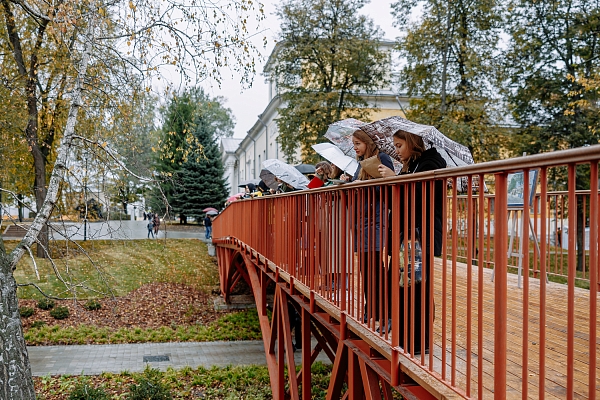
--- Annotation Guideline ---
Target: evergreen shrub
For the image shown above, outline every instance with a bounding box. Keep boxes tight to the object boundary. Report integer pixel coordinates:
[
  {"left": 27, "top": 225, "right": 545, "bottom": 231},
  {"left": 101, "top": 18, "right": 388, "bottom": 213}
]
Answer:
[
  {"left": 68, "top": 381, "right": 109, "bottom": 400},
  {"left": 84, "top": 300, "right": 102, "bottom": 311},
  {"left": 50, "top": 306, "right": 70, "bottom": 319},
  {"left": 19, "top": 306, "right": 34, "bottom": 318},
  {"left": 37, "top": 298, "right": 55, "bottom": 310}
]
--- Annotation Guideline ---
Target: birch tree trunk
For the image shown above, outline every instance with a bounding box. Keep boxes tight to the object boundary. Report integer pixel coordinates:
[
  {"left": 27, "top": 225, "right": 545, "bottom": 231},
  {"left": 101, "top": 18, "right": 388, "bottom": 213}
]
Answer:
[{"left": 0, "top": 9, "right": 96, "bottom": 397}]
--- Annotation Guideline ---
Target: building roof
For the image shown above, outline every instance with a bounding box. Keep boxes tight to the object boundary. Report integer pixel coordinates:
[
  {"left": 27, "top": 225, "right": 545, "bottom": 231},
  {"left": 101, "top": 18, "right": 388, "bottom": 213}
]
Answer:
[{"left": 221, "top": 137, "right": 243, "bottom": 153}]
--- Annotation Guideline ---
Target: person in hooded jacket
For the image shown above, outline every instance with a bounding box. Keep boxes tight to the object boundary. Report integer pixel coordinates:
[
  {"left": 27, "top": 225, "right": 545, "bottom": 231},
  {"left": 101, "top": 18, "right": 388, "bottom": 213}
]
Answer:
[
  {"left": 258, "top": 180, "right": 271, "bottom": 195},
  {"left": 378, "top": 129, "right": 446, "bottom": 355},
  {"left": 350, "top": 129, "right": 394, "bottom": 326},
  {"left": 244, "top": 183, "right": 257, "bottom": 198}
]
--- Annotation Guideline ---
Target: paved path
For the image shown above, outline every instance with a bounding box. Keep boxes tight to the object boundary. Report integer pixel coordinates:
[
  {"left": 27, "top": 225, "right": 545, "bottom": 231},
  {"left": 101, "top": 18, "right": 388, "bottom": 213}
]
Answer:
[
  {"left": 28, "top": 340, "right": 330, "bottom": 376},
  {"left": 3, "top": 220, "right": 205, "bottom": 241}
]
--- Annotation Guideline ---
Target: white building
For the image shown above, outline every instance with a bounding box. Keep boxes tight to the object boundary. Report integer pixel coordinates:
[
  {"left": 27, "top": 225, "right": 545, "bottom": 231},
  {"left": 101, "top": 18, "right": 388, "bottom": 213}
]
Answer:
[{"left": 221, "top": 41, "right": 409, "bottom": 196}]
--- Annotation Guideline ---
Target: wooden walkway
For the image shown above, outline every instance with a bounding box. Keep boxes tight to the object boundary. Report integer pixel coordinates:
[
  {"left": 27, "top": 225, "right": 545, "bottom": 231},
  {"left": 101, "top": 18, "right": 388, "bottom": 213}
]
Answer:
[
  {"left": 420, "top": 261, "right": 600, "bottom": 399},
  {"left": 308, "top": 256, "right": 599, "bottom": 398}
]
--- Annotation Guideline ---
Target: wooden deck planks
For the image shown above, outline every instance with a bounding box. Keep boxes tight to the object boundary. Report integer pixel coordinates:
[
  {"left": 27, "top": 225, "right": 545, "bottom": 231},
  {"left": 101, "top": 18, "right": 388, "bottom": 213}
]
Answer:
[
  {"left": 304, "top": 256, "right": 599, "bottom": 398},
  {"left": 426, "top": 259, "right": 600, "bottom": 399}
]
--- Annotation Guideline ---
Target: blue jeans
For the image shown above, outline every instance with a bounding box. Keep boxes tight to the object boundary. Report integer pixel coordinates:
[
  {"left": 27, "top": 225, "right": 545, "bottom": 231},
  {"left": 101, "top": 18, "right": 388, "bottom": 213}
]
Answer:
[{"left": 205, "top": 226, "right": 212, "bottom": 239}]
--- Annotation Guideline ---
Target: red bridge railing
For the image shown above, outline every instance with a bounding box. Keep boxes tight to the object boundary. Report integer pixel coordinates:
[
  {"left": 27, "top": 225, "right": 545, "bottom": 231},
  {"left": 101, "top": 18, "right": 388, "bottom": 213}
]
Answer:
[{"left": 213, "top": 145, "right": 600, "bottom": 399}]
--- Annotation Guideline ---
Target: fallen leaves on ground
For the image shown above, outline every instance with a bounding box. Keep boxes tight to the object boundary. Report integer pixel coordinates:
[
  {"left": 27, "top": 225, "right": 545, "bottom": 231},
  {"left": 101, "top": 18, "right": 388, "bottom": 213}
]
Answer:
[{"left": 20, "top": 282, "right": 226, "bottom": 333}]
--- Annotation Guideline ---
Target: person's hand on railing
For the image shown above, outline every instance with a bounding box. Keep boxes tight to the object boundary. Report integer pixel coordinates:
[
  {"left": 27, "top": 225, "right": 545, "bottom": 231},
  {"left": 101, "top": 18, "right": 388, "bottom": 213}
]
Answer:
[{"left": 378, "top": 164, "right": 396, "bottom": 178}]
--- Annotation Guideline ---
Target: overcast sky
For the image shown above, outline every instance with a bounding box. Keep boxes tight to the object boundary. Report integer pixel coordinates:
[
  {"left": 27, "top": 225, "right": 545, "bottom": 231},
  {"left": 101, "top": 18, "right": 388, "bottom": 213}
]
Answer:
[{"left": 199, "top": 0, "right": 402, "bottom": 139}]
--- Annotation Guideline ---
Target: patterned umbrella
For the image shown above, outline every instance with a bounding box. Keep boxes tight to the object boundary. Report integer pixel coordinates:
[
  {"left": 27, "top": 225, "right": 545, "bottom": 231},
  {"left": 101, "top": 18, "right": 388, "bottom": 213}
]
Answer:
[
  {"left": 359, "top": 116, "right": 475, "bottom": 167},
  {"left": 324, "top": 118, "right": 402, "bottom": 174},
  {"left": 261, "top": 159, "right": 310, "bottom": 190},
  {"left": 202, "top": 207, "right": 218, "bottom": 213}
]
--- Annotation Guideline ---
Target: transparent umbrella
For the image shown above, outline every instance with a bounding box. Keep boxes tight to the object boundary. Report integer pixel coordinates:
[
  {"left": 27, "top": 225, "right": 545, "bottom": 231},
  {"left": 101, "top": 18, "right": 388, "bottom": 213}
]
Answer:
[
  {"left": 324, "top": 118, "right": 364, "bottom": 157},
  {"left": 261, "top": 159, "right": 310, "bottom": 190},
  {"left": 324, "top": 118, "right": 402, "bottom": 174}
]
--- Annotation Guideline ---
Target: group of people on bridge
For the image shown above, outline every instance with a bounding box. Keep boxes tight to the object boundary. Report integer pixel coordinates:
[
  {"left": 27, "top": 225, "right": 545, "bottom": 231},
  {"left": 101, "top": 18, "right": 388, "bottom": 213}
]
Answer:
[{"left": 231, "top": 123, "right": 449, "bottom": 355}]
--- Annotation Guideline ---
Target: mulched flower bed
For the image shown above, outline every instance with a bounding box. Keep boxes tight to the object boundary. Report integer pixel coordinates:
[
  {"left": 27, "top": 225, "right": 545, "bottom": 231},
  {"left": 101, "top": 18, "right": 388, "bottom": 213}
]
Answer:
[{"left": 20, "top": 283, "right": 225, "bottom": 331}]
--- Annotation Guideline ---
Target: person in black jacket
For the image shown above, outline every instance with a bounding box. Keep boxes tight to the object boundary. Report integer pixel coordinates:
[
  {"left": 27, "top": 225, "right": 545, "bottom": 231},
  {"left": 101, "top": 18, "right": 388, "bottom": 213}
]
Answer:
[
  {"left": 351, "top": 129, "right": 395, "bottom": 326},
  {"left": 378, "top": 129, "right": 446, "bottom": 355}
]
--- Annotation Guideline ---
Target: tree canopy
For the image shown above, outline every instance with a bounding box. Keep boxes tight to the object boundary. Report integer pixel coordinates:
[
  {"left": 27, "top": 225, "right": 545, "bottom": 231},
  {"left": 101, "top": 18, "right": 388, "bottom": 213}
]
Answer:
[
  {"left": 391, "top": 0, "right": 505, "bottom": 162},
  {"left": 268, "top": 0, "right": 389, "bottom": 164},
  {"left": 0, "top": 0, "right": 263, "bottom": 396},
  {"left": 503, "top": 0, "right": 600, "bottom": 156}
]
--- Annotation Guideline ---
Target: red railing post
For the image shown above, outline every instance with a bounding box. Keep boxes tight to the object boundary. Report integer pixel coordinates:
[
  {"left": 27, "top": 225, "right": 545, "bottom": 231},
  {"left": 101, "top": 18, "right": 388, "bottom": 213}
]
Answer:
[
  {"left": 494, "top": 172, "right": 508, "bottom": 399},
  {"left": 589, "top": 161, "right": 598, "bottom": 400},
  {"left": 567, "top": 164, "right": 576, "bottom": 399}
]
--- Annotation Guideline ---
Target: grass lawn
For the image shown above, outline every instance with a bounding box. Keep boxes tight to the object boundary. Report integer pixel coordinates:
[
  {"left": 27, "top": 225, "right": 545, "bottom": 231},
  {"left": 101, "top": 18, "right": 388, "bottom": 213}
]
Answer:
[
  {"left": 5, "top": 238, "right": 263, "bottom": 345},
  {"left": 8, "top": 239, "right": 218, "bottom": 299}
]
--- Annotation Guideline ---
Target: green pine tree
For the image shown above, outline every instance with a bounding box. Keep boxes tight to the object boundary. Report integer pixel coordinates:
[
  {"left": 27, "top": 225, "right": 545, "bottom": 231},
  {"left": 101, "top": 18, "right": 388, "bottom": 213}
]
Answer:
[{"left": 155, "top": 88, "right": 232, "bottom": 221}]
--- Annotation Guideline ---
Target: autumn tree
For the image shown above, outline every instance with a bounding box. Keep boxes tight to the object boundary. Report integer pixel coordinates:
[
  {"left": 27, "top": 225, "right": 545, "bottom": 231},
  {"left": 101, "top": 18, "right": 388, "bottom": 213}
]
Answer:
[
  {"left": 268, "top": 0, "right": 389, "bottom": 164},
  {"left": 503, "top": 0, "right": 600, "bottom": 269},
  {"left": 108, "top": 93, "right": 160, "bottom": 215},
  {"left": 503, "top": 0, "right": 600, "bottom": 155},
  {"left": 0, "top": 0, "right": 264, "bottom": 397},
  {"left": 391, "top": 0, "right": 505, "bottom": 162}
]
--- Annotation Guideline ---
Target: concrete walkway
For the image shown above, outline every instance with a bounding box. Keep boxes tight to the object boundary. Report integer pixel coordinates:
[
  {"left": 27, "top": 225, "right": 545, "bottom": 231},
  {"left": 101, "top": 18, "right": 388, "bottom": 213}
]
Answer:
[
  {"left": 2, "top": 220, "right": 205, "bottom": 241},
  {"left": 28, "top": 340, "right": 330, "bottom": 376}
]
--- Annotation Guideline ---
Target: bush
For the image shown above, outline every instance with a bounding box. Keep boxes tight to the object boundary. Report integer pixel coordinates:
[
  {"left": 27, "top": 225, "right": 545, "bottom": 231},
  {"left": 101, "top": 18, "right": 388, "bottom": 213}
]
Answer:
[
  {"left": 31, "top": 320, "right": 46, "bottom": 329},
  {"left": 50, "top": 306, "right": 70, "bottom": 320},
  {"left": 19, "top": 306, "right": 34, "bottom": 318},
  {"left": 84, "top": 300, "right": 102, "bottom": 311},
  {"left": 127, "top": 368, "right": 172, "bottom": 400},
  {"left": 68, "top": 381, "right": 109, "bottom": 400},
  {"left": 37, "top": 298, "right": 55, "bottom": 310}
]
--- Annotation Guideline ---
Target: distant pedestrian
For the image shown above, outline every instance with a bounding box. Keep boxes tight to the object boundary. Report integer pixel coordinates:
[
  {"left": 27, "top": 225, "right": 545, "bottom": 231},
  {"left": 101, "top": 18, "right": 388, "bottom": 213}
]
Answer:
[
  {"left": 147, "top": 220, "right": 154, "bottom": 238},
  {"left": 204, "top": 215, "right": 213, "bottom": 239},
  {"left": 143, "top": 211, "right": 147, "bottom": 220},
  {"left": 153, "top": 214, "right": 160, "bottom": 235}
]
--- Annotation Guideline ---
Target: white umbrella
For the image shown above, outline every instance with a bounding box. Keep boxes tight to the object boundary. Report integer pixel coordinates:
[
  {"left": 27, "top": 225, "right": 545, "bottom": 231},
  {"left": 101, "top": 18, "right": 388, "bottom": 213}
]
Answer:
[
  {"left": 261, "top": 159, "right": 310, "bottom": 190},
  {"left": 311, "top": 143, "right": 359, "bottom": 176}
]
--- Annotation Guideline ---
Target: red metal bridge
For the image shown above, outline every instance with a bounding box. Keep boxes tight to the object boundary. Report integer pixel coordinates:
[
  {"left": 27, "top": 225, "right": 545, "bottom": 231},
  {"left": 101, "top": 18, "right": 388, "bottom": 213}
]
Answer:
[{"left": 213, "top": 146, "right": 600, "bottom": 399}]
